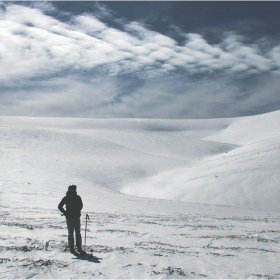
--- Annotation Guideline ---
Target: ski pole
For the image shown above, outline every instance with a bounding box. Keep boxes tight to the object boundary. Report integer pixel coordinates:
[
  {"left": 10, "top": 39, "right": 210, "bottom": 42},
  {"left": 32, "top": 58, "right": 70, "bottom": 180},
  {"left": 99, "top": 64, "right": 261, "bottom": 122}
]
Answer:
[{"left": 84, "top": 214, "right": 90, "bottom": 252}]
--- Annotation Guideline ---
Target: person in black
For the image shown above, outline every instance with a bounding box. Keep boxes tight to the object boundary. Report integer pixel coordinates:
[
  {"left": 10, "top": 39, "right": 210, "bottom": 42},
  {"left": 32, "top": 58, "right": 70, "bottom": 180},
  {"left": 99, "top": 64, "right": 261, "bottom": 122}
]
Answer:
[{"left": 58, "top": 185, "right": 84, "bottom": 254}]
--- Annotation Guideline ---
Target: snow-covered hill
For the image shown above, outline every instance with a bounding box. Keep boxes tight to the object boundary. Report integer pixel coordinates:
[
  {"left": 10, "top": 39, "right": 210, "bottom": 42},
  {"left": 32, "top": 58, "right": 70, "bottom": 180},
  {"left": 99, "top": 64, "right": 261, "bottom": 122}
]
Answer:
[
  {"left": 2, "top": 110, "right": 279, "bottom": 211},
  {"left": 122, "top": 110, "right": 280, "bottom": 211},
  {"left": 1, "top": 111, "right": 280, "bottom": 278}
]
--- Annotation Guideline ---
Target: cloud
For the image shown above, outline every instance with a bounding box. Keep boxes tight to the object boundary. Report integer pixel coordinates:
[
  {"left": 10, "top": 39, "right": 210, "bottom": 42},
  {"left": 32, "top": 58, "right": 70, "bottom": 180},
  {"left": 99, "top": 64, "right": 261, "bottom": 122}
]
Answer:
[
  {"left": 0, "top": 76, "right": 120, "bottom": 117},
  {"left": 268, "top": 46, "right": 280, "bottom": 74},
  {"left": 75, "top": 15, "right": 107, "bottom": 34},
  {"left": 1, "top": 3, "right": 279, "bottom": 82},
  {"left": 0, "top": 2, "right": 280, "bottom": 118},
  {"left": 2, "top": 73, "right": 280, "bottom": 120}
]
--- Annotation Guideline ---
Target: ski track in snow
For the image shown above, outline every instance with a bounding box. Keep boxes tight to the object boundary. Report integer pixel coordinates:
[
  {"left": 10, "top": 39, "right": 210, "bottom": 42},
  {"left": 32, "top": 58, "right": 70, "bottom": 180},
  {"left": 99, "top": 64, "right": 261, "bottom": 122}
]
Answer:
[{"left": 1, "top": 111, "right": 280, "bottom": 278}]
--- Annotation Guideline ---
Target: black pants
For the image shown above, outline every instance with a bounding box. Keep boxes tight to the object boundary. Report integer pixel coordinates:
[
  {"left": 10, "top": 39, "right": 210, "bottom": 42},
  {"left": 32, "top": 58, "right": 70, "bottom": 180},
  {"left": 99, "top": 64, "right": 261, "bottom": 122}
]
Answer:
[{"left": 66, "top": 217, "right": 82, "bottom": 250}]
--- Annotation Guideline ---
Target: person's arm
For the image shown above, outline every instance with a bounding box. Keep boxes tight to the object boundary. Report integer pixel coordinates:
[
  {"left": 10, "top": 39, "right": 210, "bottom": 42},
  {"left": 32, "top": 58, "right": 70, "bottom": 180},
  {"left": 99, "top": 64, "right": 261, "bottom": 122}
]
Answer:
[
  {"left": 79, "top": 196, "right": 83, "bottom": 211},
  {"left": 58, "top": 197, "right": 67, "bottom": 215}
]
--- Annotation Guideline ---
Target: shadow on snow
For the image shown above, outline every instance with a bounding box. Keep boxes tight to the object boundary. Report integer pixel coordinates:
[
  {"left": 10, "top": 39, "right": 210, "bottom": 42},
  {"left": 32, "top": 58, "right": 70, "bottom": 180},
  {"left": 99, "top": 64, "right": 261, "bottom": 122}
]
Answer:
[{"left": 72, "top": 252, "right": 102, "bottom": 263}]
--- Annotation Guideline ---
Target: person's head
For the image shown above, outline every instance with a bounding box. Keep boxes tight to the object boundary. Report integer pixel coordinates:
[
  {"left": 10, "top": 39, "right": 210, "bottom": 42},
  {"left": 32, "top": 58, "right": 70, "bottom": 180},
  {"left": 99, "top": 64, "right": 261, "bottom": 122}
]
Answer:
[{"left": 67, "top": 185, "right": 77, "bottom": 195}]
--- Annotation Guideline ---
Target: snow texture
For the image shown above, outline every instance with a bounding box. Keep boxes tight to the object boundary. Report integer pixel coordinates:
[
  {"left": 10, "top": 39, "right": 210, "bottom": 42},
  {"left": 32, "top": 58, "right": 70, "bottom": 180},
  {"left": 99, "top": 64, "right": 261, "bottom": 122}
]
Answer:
[{"left": 0, "top": 110, "right": 280, "bottom": 278}]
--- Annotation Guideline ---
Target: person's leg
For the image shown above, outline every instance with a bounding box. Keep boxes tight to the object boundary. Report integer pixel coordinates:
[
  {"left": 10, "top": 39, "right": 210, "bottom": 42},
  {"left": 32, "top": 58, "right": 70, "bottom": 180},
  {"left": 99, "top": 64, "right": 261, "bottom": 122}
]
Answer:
[
  {"left": 66, "top": 218, "right": 75, "bottom": 252},
  {"left": 74, "top": 217, "right": 84, "bottom": 253}
]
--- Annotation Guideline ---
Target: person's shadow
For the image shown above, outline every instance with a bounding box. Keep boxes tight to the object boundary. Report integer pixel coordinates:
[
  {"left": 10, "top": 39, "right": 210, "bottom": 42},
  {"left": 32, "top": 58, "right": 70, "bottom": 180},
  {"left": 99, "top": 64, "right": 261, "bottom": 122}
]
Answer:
[{"left": 73, "top": 252, "right": 102, "bottom": 263}]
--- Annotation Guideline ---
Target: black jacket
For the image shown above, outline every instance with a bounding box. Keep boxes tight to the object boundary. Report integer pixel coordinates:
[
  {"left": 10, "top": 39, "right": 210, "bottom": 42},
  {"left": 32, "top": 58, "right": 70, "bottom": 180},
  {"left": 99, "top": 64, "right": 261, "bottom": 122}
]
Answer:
[{"left": 58, "top": 191, "right": 83, "bottom": 218}]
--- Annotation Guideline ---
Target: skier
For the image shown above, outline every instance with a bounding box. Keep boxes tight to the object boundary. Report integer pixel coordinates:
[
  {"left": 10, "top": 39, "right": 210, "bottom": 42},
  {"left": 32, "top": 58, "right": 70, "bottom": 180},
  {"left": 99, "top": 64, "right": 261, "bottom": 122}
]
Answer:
[{"left": 58, "top": 185, "right": 85, "bottom": 255}]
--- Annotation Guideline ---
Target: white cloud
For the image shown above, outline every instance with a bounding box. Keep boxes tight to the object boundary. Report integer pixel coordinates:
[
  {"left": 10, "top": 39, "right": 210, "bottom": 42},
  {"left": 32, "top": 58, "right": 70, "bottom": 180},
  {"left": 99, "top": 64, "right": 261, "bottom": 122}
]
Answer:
[
  {"left": 268, "top": 46, "right": 280, "bottom": 74},
  {"left": 148, "top": 47, "right": 174, "bottom": 62},
  {"left": 1, "top": 3, "right": 280, "bottom": 118},
  {"left": 1, "top": 3, "right": 279, "bottom": 85},
  {"left": 75, "top": 15, "right": 107, "bottom": 33},
  {"left": 1, "top": 71, "right": 280, "bottom": 119},
  {"left": 231, "top": 63, "right": 250, "bottom": 73},
  {"left": 0, "top": 77, "right": 120, "bottom": 117}
]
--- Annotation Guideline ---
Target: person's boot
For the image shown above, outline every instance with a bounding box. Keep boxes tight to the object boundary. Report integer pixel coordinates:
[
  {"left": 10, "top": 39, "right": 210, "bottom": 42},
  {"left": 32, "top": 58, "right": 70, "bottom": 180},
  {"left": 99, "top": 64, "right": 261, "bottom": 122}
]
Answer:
[
  {"left": 70, "top": 247, "right": 78, "bottom": 254},
  {"left": 77, "top": 248, "right": 86, "bottom": 255}
]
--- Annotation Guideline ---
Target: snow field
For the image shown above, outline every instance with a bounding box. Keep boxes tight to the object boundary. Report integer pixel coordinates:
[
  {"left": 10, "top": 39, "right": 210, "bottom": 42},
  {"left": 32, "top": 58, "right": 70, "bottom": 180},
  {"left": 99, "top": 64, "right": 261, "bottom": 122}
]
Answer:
[{"left": 0, "top": 111, "right": 280, "bottom": 278}]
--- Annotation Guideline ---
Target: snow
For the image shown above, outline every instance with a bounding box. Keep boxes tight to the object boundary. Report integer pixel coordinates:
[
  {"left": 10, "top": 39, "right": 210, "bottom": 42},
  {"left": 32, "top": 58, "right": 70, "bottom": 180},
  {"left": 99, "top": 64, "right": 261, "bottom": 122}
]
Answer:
[{"left": 0, "top": 110, "right": 280, "bottom": 278}]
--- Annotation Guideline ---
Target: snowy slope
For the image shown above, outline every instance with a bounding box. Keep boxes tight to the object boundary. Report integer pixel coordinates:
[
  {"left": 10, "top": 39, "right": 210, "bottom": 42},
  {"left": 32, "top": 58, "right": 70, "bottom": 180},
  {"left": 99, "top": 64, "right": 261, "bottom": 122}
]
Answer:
[
  {"left": 2, "top": 111, "right": 279, "bottom": 211},
  {"left": 1, "top": 111, "right": 280, "bottom": 278},
  {"left": 119, "top": 111, "right": 280, "bottom": 211}
]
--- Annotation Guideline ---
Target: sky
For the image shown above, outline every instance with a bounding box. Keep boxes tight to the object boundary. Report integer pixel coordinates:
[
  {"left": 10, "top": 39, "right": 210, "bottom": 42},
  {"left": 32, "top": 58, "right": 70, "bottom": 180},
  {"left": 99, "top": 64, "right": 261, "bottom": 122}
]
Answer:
[{"left": 1, "top": 1, "right": 280, "bottom": 119}]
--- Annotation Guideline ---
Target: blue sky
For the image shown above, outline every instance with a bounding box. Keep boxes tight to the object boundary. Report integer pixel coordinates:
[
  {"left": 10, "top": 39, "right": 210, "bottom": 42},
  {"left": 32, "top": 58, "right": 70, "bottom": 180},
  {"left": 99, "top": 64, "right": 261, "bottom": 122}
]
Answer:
[{"left": 1, "top": 1, "right": 280, "bottom": 118}]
